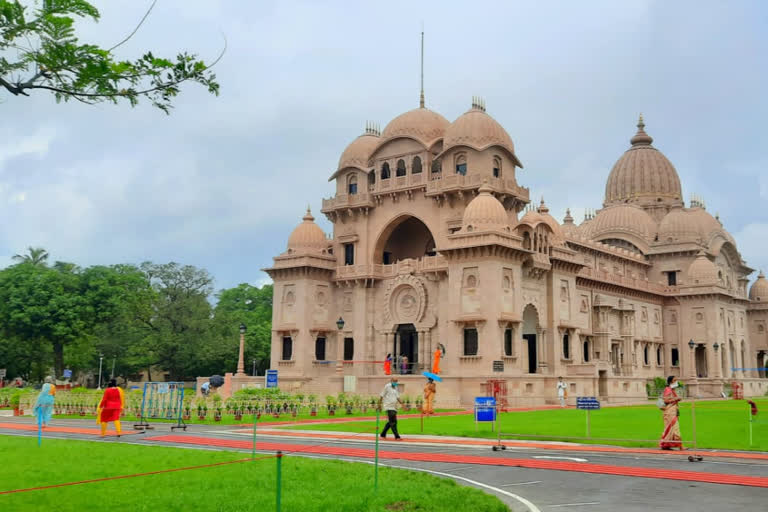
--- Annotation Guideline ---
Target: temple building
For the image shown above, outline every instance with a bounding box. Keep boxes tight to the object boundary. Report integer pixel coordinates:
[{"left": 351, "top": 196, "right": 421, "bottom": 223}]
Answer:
[{"left": 264, "top": 97, "right": 768, "bottom": 405}]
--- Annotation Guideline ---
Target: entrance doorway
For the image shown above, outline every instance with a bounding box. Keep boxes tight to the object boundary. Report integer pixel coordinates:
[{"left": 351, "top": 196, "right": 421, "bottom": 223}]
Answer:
[
  {"left": 695, "top": 344, "right": 708, "bottom": 378},
  {"left": 395, "top": 324, "right": 418, "bottom": 374},
  {"left": 522, "top": 304, "right": 539, "bottom": 374},
  {"left": 524, "top": 334, "right": 537, "bottom": 374},
  {"left": 598, "top": 370, "right": 608, "bottom": 397}
]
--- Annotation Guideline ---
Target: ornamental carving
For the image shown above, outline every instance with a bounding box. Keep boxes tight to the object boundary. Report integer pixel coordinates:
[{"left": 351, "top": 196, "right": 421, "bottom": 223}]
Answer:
[{"left": 383, "top": 274, "right": 427, "bottom": 326}]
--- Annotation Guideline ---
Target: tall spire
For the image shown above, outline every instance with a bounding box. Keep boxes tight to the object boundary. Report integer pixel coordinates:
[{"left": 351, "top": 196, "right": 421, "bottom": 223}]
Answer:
[{"left": 419, "top": 28, "right": 425, "bottom": 108}]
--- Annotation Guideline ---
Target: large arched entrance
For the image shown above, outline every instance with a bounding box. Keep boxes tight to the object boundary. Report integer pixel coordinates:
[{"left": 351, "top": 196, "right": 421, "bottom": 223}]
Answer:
[
  {"left": 375, "top": 215, "right": 436, "bottom": 265},
  {"left": 522, "top": 304, "right": 538, "bottom": 374}
]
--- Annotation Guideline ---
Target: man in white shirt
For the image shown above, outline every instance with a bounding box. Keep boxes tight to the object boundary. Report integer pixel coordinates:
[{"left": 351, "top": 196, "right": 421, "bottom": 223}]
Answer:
[
  {"left": 379, "top": 377, "right": 403, "bottom": 440},
  {"left": 557, "top": 376, "right": 567, "bottom": 407}
]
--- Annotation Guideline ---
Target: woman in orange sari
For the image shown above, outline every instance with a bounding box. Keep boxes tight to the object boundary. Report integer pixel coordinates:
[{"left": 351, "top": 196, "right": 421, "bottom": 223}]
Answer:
[
  {"left": 97, "top": 379, "right": 125, "bottom": 437},
  {"left": 660, "top": 375, "right": 684, "bottom": 450},
  {"left": 383, "top": 353, "right": 392, "bottom": 375}
]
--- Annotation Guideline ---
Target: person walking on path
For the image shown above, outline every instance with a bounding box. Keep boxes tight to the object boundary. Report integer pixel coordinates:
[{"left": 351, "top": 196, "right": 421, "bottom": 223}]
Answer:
[
  {"left": 423, "top": 378, "right": 436, "bottom": 415},
  {"left": 557, "top": 376, "right": 567, "bottom": 408},
  {"left": 33, "top": 376, "right": 56, "bottom": 428},
  {"left": 379, "top": 377, "right": 403, "bottom": 440},
  {"left": 660, "top": 375, "right": 685, "bottom": 450},
  {"left": 97, "top": 379, "right": 125, "bottom": 437}
]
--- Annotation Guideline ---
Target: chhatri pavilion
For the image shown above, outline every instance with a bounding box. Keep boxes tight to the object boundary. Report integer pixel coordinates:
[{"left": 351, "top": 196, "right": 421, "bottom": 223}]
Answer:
[{"left": 264, "top": 93, "right": 768, "bottom": 406}]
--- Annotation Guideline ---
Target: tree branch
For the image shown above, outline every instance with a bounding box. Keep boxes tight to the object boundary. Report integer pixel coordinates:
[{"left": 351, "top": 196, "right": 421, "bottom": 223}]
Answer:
[{"left": 108, "top": 0, "right": 157, "bottom": 52}]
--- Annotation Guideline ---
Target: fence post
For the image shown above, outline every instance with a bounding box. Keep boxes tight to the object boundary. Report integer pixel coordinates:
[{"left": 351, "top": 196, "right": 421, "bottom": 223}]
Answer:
[
  {"left": 691, "top": 397, "right": 697, "bottom": 450},
  {"left": 748, "top": 407, "right": 753, "bottom": 447},
  {"left": 586, "top": 409, "right": 591, "bottom": 438},
  {"left": 374, "top": 409, "right": 380, "bottom": 491},
  {"left": 252, "top": 412, "right": 257, "bottom": 460},
  {"left": 276, "top": 451, "right": 283, "bottom": 512}
]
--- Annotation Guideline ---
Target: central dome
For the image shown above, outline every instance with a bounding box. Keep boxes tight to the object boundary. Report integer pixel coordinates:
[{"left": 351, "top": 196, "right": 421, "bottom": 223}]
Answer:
[
  {"left": 604, "top": 116, "right": 683, "bottom": 208},
  {"left": 381, "top": 107, "right": 449, "bottom": 147}
]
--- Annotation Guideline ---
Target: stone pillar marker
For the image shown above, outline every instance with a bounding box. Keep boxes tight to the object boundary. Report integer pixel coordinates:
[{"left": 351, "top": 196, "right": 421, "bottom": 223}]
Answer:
[{"left": 236, "top": 323, "right": 246, "bottom": 376}]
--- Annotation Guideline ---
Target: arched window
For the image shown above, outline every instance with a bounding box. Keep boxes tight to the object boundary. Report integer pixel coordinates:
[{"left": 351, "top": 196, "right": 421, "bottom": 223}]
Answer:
[
  {"left": 583, "top": 338, "right": 590, "bottom": 362},
  {"left": 504, "top": 328, "right": 513, "bottom": 356},
  {"left": 347, "top": 175, "right": 358, "bottom": 195},
  {"left": 643, "top": 345, "right": 649, "bottom": 365},
  {"left": 463, "top": 328, "right": 478, "bottom": 356},
  {"left": 381, "top": 162, "right": 390, "bottom": 180},
  {"left": 281, "top": 336, "right": 293, "bottom": 361},
  {"left": 455, "top": 154, "right": 467, "bottom": 175},
  {"left": 368, "top": 170, "right": 376, "bottom": 187},
  {"left": 315, "top": 337, "right": 326, "bottom": 361},
  {"left": 522, "top": 231, "right": 531, "bottom": 250},
  {"left": 563, "top": 333, "right": 570, "bottom": 359},
  {"left": 493, "top": 156, "right": 502, "bottom": 178},
  {"left": 656, "top": 346, "right": 662, "bottom": 366},
  {"left": 431, "top": 158, "right": 441, "bottom": 175},
  {"left": 396, "top": 159, "right": 406, "bottom": 177},
  {"left": 412, "top": 156, "right": 422, "bottom": 174}
]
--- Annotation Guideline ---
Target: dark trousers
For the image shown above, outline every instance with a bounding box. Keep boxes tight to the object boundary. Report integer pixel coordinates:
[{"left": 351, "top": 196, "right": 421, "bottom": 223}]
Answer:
[{"left": 380, "top": 409, "right": 400, "bottom": 438}]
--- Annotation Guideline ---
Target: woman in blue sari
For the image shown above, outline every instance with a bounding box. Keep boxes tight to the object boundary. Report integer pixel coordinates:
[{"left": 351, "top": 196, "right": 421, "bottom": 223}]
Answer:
[{"left": 33, "top": 376, "right": 56, "bottom": 427}]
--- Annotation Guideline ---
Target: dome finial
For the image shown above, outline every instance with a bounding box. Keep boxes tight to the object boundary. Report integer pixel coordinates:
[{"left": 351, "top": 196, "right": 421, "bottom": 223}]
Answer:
[
  {"left": 419, "top": 28, "right": 425, "bottom": 108},
  {"left": 564, "top": 208, "right": 574, "bottom": 225},
  {"left": 630, "top": 114, "right": 653, "bottom": 146},
  {"left": 478, "top": 178, "right": 493, "bottom": 194},
  {"left": 303, "top": 206, "right": 314, "bottom": 222},
  {"left": 538, "top": 197, "right": 549, "bottom": 214}
]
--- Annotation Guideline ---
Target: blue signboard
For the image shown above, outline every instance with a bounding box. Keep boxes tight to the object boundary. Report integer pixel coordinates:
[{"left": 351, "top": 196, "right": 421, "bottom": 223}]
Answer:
[
  {"left": 265, "top": 369, "right": 278, "bottom": 389},
  {"left": 63, "top": 369, "right": 72, "bottom": 379},
  {"left": 474, "top": 396, "right": 497, "bottom": 422},
  {"left": 576, "top": 397, "right": 601, "bottom": 410}
]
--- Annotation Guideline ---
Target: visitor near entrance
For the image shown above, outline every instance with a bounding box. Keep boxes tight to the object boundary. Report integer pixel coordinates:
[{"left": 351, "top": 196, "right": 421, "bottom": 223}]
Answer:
[
  {"left": 379, "top": 377, "right": 403, "bottom": 440},
  {"left": 557, "top": 376, "right": 567, "bottom": 407},
  {"left": 423, "top": 378, "right": 436, "bottom": 415},
  {"left": 384, "top": 353, "right": 392, "bottom": 375},
  {"left": 33, "top": 376, "right": 56, "bottom": 427},
  {"left": 98, "top": 379, "right": 125, "bottom": 437},
  {"left": 432, "top": 347, "right": 441, "bottom": 374},
  {"left": 660, "top": 376, "right": 684, "bottom": 450}
]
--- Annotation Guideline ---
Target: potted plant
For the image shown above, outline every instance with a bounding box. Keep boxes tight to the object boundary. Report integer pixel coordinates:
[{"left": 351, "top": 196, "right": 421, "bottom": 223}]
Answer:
[
  {"left": 214, "top": 407, "right": 222, "bottom": 421},
  {"left": 234, "top": 405, "right": 243, "bottom": 421},
  {"left": 415, "top": 396, "right": 424, "bottom": 412},
  {"left": 326, "top": 395, "right": 337, "bottom": 416},
  {"left": 402, "top": 395, "right": 412, "bottom": 411},
  {"left": 309, "top": 395, "right": 318, "bottom": 417},
  {"left": 345, "top": 400, "right": 354, "bottom": 415},
  {"left": 10, "top": 392, "right": 22, "bottom": 416}
]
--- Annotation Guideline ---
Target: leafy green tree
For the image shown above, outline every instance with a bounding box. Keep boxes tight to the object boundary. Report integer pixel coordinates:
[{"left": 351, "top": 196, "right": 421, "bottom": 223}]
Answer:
[
  {"left": 11, "top": 246, "right": 49, "bottom": 266},
  {"left": 0, "top": 0, "right": 221, "bottom": 113}
]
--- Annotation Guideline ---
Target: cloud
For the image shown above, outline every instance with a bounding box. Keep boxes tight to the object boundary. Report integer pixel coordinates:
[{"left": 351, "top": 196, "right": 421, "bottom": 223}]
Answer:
[{"left": 733, "top": 223, "right": 768, "bottom": 282}]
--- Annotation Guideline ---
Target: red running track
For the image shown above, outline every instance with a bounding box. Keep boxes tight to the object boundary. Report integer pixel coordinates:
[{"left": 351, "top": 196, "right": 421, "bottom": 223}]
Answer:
[
  {"left": 0, "top": 422, "right": 137, "bottom": 436},
  {"left": 146, "top": 435, "right": 768, "bottom": 488}
]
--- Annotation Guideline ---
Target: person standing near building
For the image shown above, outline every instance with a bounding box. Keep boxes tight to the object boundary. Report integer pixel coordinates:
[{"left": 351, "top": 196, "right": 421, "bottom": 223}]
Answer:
[
  {"left": 33, "top": 376, "right": 56, "bottom": 428},
  {"left": 432, "top": 347, "right": 442, "bottom": 374},
  {"left": 423, "top": 378, "right": 436, "bottom": 415},
  {"left": 201, "top": 380, "right": 210, "bottom": 396},
  {"left": 379, "top": 377, "right": 403, "bottom": 440},
  {"left": 383, "top": 353, "right": 392, "bottom": 376},
  {"left": 660, "top": 375, "right": 684, "bottom": 450},
  {"left": 557, "top": 376, "right": 567, "bottom": 407},
  {"left": 97, "top": 379, "right": 125, "bottom": 437}
]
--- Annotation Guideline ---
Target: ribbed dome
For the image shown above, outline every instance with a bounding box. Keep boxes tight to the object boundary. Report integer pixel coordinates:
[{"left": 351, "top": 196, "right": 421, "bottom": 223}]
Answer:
[
  {"left": 657, "top": 207, "right": 735, "bottom": 246},
  {"left": 337, "top": 133, "right": 379, "bottom": 171},
  {"left": 750, "top": 271, "right": 768, "bottom": 302},
  {"left": 583, "top": 204, "right": 657, "bottom": 243},
  {"left": 604, "top": 116, "right": 683, "bottom": 208},
  {"left": 287, "top": 208, "right": 328, "bottom": 252},
  {"left": 687, "top": 251, "right": 719, "bottom": 285},
  {"left": 443, "top": 102, "right": 521, "bottom": 166},
  {"left": 462, "top": 182, "right": 508, "bottom": 231},
  {"left": 381, "top": 108, "right": 449, "bottom": 147}
]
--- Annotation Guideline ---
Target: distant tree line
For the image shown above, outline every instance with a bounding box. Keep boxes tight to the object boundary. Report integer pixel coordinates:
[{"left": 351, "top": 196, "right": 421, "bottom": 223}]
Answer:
[{"left": 0, "top": 248, "right": 272, "bottom": 383}]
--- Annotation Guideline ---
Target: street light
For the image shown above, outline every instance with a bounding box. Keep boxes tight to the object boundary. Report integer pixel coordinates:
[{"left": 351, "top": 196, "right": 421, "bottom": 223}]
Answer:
[
  {"left": 713, "top": 342, "right": 720, "bottom": 352},
  {"left": 688, "top": 339, "right": 696, "bottom": 350},
  {"left": 240, "top": 323, "right": 247, "bottom": 335},
  {"left": 252, "top": 358, "right": 257, "bottom": 376},
  {"left": 336, "top": 317, "right": 345, "bottom": 331},
  {"left": 97, "top": 354, "right": 104, "bottom": 390}
]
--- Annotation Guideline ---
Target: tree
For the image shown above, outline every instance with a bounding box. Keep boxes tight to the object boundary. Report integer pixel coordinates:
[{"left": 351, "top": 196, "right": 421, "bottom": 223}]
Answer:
[
  {"left": 11, "top": 246, "right": 49, "bottom": 266},
  {"left": 0, "top": 0, "right": 221, "bottom": 113}
]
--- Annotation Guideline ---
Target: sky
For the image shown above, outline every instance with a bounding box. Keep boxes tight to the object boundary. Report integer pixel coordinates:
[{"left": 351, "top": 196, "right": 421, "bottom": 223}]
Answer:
[{"left": 2, "top": 0, "right": 767, "bottom": 293}]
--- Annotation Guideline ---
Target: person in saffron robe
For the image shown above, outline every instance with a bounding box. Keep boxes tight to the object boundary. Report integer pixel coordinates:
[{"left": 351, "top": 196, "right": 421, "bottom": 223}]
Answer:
[
  {"left": 660, "top": 375, "right": 684, "bottom": 450},
  {"left": 97, "top": 379, "right": 125, "bottom": 437},
  {"left": 432, "top": 348, "right": 442, "bottom": 374},
  {"left": 423, "top": 378, "right": 436, "bottom": 415},
  {"left": 33, "top": 376, "right": 56, "bottom": 427},
  {"left": 383, "top": 353, "right": 392, "bottom": 375}
]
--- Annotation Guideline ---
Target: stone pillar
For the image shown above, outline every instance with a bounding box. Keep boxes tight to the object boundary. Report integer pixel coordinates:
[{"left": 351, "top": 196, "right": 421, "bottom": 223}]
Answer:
[
  {"left": 537, "top": 328, "right": 547, "bottom": 373},
  {"left": 236, "top": 330, "right": 246, "bottom": 376}
]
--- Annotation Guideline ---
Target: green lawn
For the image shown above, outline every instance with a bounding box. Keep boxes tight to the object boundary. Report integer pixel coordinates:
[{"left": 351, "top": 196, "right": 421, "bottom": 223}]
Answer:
[
  {"left": 285, "top": 399, "right": 768, "bottom": 451},
  {"left": 0, "top": 436, "right": 506, "bottom": 512}
]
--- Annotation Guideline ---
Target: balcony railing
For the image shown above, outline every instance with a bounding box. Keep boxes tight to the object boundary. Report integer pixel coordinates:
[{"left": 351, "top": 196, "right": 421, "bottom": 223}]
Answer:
[
  {"left": 335, "top": 255, "right": 448, "bottom": 280},
  {"left": 321, "top": 193, "right": 375, "bottom": 212},
  {"left": 578, "top": 267, "right": 668, "bottom": 294}
]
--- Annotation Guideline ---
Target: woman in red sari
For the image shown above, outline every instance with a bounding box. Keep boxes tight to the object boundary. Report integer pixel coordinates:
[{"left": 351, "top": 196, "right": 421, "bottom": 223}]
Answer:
[
  {"left": 660, "top": 375, "right": 684, "bottom": 450},
  {"left": 383, "top": 353, "right": 392, "bottom": 375},
  {"left": 98, "top": 379, "right": 125, "bottom": 437}
]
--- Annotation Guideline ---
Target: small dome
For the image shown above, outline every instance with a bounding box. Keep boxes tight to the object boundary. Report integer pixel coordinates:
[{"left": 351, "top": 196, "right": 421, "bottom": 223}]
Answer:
[
  {"left": 462, "top": 181, "right": 508, "bottom": 231},
  {"left": 381, "top": 108, "right": 449, "bottom": 147},
  {"left": 604, "top": 116, "right": 683, "bottom": 208},
  {"left": 687, "top": 251, "right": 719, "bottom": 285},
  {"left": 535, "top": 199, "right": 565, "bottom": 242},
  {"left": 443, "top": 100, "right": 522, "bottom": 167},
  {"left": 750, "top": 271, "right": 768, "bottom": 302},
  {"left": 287, "top": 208, "right": 328, "bottom": 253},
  {"left": 561, "top": 209, "right": 580, "bottom": 238},
  {"left": 657, "top": 207, "right": 735, "bottom": 246},
  {"left": 583, "top": 204, "right": 657, "bottom": 244},
  {"left": 337, "top": 132, "right": 379, "bottom": 171}
]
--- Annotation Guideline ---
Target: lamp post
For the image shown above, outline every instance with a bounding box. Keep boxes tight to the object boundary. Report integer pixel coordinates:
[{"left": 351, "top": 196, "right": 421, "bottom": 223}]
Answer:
[
  {"left": 97, "top": 353, "right": 104, "bottom": 390},
  {"left": 336, "top": 317, "right": 345, "bottom": 373},
  {"left": 688, "top": 339, "right": 696, "bottom": 380},
  {"left": 236, "top": 323, "right": 247, "bottom": 376},
  {"left": 252, "top": 358, "right": 257, "bottom": 377},
  {"left": 336, "top": 317, "right": 345, "bottom": 331}
]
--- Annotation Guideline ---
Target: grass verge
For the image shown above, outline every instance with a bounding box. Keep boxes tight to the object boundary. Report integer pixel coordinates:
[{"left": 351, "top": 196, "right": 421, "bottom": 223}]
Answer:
[
  {"left": 284, "top": 399, "right": 768, "bottom": 451},
  {"left": 0, "top": 436, "right": 507, "bottom": 512}
]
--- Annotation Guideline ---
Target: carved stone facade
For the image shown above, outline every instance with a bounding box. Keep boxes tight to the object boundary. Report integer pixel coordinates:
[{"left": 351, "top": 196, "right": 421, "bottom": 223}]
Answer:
[{"left": 264, "top": 101, "right": 768, "bottom": 405}]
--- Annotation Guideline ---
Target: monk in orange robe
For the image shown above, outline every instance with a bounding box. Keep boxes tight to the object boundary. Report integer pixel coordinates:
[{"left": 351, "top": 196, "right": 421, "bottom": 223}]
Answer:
[{"left": 432, "top": 348, "right": 441, "bottom": 374}]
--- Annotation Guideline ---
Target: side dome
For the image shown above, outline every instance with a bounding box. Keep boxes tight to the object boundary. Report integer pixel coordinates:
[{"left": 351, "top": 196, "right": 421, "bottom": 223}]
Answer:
[
  {"left": 287, "top": 208, "right": 328, "bottom": 253},
  {"left": 462, "top": 182, "right": 508, "bottom": 231},
  {"left": 561, "top": 209, "right": 580, "bottom": 238},
  {"left": 604, "top": 116, "right": 683, "bottom": 208},
  {"left": 337, "top": 132, "right": 379, "bottom": 171},
  {"left": 750, "top": 271, "right": 768, "bottom": 302},
  {"left": 531, "top": 199, "right": 564, "bottom": 242},
  {"left": 443, "top": 100, "right": 523, "bottom": 167},
  {"left": 582, "top": 204, "right": 657, "bottom": 250},
  {"left": 380, "top": 107, "right": 449, "bottom": 147},
  {"left": 687, "top": 251, "right": 719, "bottom": 285},
  {"left": 657, "top": 207, "right": 734, "bottom": 246}
]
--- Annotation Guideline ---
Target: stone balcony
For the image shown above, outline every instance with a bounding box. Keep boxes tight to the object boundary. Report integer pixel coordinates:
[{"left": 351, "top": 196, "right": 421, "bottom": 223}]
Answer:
[
  {"left": 578, "top": 267, "right": 669, "bottom": 294},
  {"left": 335, "top": 255, "right": 448, "bottom": 281},
  {"left": 321, "top": 192, "right": 375, "bottom": 213},
  {"left": 426, "top": 174, "right": 530, "bottom": 201}
]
